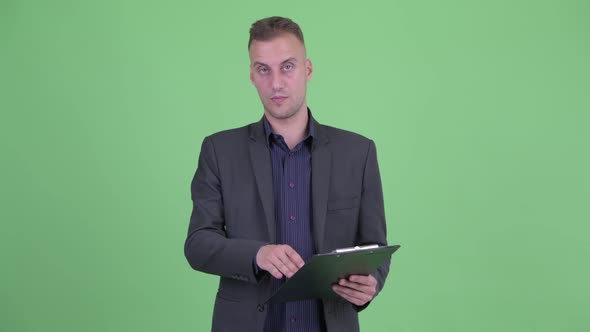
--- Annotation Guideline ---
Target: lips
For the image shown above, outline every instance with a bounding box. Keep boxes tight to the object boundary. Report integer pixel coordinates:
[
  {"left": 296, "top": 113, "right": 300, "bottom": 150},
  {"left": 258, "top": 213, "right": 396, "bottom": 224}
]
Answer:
[{"left": 271, "top": 96, "right": 287, "bottom": 104}]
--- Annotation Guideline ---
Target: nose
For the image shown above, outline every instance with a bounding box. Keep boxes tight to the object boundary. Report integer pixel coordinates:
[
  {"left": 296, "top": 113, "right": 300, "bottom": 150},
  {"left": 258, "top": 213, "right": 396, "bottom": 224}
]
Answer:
[{"left": 271, "top": 71, "right": 285, "bottom": 91}]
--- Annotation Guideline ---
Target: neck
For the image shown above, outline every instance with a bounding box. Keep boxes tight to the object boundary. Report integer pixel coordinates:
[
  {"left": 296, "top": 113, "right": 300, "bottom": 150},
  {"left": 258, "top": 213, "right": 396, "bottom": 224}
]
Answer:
[{"left": 265, "top": 106, "right": 309, "bottom": 150}]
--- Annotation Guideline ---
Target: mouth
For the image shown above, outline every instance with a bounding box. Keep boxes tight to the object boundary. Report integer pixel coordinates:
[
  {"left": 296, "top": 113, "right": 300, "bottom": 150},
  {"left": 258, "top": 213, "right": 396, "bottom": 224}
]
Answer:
[{"left": 270, "top": 96, "right": 288, "bottom": 104}]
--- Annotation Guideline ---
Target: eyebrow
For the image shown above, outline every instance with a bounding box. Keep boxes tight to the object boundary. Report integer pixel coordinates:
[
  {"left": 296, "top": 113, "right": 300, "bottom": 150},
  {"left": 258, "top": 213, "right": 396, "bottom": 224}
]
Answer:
[{"left": 253, "top": 57, "right": 298, "bottom": 68}]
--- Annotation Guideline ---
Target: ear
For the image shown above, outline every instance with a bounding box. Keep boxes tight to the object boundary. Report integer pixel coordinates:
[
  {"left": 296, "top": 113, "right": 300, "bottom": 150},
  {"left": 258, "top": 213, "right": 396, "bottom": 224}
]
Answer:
[{"left": 305, "top": 59, "right": 313, "bottom": 81}]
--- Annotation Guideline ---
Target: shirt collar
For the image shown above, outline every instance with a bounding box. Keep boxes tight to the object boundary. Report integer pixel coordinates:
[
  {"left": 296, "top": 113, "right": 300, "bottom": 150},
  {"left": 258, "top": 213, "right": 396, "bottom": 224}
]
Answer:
[{"left": 262, "top": 108, "right": 315, "bottom": 147}]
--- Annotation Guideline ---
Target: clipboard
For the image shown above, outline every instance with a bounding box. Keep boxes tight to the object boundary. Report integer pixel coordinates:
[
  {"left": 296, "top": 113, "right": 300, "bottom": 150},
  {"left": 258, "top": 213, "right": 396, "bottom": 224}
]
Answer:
[{"left": 265, "top": 244, "right": 400, "bottom": 304}]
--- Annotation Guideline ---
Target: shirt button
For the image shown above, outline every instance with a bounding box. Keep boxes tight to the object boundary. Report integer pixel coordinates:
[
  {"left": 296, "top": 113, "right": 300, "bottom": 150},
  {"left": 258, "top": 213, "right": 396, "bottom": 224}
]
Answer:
[
  {"left": 289, "top": 152, "right": 294, "bottom": 157},
  {"left": 289, "top": 215, "right": 296, "bottom": 221},
  {"left": 289, "top": 182, "right": 295, "bottom": 188},
  {"left": 290, "top": 316, "right": 296, "bottom": 323}
]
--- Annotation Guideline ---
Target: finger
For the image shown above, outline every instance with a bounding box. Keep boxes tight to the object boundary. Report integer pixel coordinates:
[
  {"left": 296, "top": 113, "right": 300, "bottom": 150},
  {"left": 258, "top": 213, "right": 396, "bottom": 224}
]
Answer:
[
  {"left": 333, "top": 283, "right": 367, "bottom": 300},
  {"left": 332, "top": 286, "right": 361, "bottom": 305},
  {"left": 258, "top": 249, "right": 285, "bottom": 279},
  {"left": 348, "top": 274, "right": 377, "bottom": 287},
  {"left": 269, "top": 249, "right": 299, "bottom": 277},
  {"left": 276, "top": 254, "right": 299, "bottom": 277},
  {"left": 270, "top": 257, "right": 293, "bottom": 278},
  {"left": 332, "top": 285, "right": 368, "bottom": 306},
  {"left": 283, "top": 246, "right": 305, "bottom": 268},
  {"left": 340, "top": 277, "right": 375, "bottom": 291},
  {"left": 265, "top": 264, "right": 284, "bottom": 279},
  {"left": 337, "top": 278, "right": 376, "bottom": 300},
  {"left": 256, "top": 245, "right": 280, "bottom": 273},
  {"left": 338, "top": 292, "right": 364, "bottom": 306},
  {"left": 338, "top": 278, "right": 374, "bottom": 295},
  {"left": 277, "top": 246, "right": 302, "bottom": 273}
]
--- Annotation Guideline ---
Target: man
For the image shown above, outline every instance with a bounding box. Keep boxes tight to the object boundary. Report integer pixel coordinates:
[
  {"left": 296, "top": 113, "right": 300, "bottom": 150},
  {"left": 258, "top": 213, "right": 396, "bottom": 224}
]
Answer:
[{"left": 184, "top": 16, "right": 389, "bottom": 332}]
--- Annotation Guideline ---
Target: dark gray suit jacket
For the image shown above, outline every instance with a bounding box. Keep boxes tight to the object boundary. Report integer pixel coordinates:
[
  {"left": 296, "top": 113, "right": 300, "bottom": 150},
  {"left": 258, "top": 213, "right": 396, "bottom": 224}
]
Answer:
[{"left": 184, "top": 116, "right": 389, "bottom": 332}]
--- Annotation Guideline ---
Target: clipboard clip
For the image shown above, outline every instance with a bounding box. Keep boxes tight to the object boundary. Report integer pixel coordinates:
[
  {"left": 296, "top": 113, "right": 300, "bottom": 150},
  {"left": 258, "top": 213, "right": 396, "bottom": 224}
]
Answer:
[{"left": 332, "top": 244, "right": 379, "bottom": 253}]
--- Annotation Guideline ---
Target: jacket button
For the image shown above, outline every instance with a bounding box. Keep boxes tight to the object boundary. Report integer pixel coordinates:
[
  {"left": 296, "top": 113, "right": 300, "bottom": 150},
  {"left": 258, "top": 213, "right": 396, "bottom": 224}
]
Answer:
[{"left": 257, "top": 304, "right": 265, "bottom": 312}]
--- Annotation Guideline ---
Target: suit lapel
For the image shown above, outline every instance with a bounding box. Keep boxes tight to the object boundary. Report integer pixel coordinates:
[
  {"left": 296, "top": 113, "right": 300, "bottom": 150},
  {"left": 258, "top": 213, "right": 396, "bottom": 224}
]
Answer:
[
  {"left": 311, "top": 121, "right": 331, "bottom": 253},
  {"left": 248, "top": 121, "right": 276, "bottom": 243}
]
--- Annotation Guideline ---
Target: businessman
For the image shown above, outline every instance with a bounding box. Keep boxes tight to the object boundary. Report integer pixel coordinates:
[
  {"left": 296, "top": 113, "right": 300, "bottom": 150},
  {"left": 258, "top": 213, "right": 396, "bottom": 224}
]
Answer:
[{"left": 184, "top": 16, "right": 390, "bottom": 332}]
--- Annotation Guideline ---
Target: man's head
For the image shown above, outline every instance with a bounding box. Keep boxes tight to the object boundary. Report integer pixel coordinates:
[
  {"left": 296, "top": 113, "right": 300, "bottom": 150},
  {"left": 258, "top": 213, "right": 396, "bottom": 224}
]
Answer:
[{"left": 248, "top": 17, "right": 313, "bottom": 122}]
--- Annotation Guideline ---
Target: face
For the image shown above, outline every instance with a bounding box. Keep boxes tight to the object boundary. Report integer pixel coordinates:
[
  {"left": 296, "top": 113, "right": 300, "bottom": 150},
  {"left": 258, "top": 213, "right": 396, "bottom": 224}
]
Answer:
[{"left": 249, "top": 33, "right": 313, "bottom": 121}]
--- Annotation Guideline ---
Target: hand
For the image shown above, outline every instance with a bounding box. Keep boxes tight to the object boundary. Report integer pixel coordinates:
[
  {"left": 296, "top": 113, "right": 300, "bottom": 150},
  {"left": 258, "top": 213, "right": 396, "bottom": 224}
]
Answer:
[
  {"left": 332, "top": 274, "right": 377, "bottom": 306},
  {"left": 255, "top": 244, "right": 305, "bottom": 279}
]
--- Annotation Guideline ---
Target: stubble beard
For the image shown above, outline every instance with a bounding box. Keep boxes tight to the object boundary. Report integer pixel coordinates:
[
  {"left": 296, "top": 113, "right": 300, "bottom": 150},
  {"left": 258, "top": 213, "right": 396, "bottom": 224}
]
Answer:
[{"left": 263, "top": 96, "right": 305, "bottom": 121}]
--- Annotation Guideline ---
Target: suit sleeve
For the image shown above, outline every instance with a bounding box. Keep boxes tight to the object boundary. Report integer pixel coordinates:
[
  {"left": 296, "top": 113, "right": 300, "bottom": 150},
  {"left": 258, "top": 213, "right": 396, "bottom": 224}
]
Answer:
[
  {"left": 355, "top": 139, "right": 390, "bottom": 311},
  {"left": 184, "top": 136, "right": 266, "bottom": 284}
]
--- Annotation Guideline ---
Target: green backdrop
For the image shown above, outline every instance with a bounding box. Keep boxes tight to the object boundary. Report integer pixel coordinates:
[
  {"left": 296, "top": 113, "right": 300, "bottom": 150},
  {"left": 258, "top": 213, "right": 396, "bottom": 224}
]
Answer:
[{"left": 1, "top": 0, "right": 588, "bottom": 331}]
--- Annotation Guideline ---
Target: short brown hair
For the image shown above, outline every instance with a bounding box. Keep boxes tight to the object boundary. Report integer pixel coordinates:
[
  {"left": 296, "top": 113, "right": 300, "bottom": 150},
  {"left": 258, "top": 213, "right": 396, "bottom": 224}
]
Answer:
[{"left": 248, "top": 16, "right": 305, "bottom": 49}]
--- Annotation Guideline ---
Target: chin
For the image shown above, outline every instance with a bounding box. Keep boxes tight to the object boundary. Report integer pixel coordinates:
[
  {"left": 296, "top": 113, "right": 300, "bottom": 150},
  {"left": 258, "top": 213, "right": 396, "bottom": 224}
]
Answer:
[
  {"left": 266, "top": 108, "right": 298, "bottom": 120},
  {"left": 263, "top": 104, "right": 287, "bottom": 117}
]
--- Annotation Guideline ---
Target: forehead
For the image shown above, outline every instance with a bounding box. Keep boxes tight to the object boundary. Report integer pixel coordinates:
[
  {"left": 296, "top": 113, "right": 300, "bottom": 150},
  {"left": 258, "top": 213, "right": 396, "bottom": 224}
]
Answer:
[{"left": 249, "top": 33, "right": 306, "bottom": 65}]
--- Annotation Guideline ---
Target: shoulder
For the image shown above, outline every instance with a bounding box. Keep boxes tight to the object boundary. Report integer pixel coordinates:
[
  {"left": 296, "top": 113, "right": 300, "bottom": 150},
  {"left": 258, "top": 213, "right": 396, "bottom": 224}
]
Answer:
[
  {"left": 206, "top": 124, "right": 251, "bottom": 141},
  {"left": 201, "top": 122, "right": 258, "bottom": 150},
  {"left": 319, "top": 124, "right": 375, "bottom": 151}
]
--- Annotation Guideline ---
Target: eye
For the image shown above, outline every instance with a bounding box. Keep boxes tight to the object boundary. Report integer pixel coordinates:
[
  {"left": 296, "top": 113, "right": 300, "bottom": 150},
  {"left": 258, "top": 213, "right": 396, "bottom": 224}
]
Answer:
[
  {"left": 283, "top": 64, "right": 294, "bottom": 71},
  {"left": 258, "top": 67, "right": 269, "bottom": 74}
]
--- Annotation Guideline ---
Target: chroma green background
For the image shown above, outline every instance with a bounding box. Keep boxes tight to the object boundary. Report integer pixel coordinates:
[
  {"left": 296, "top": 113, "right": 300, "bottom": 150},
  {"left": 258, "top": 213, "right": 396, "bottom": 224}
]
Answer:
[{"left": 1, "top": 0, "right": 588, "bottom": 331}]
